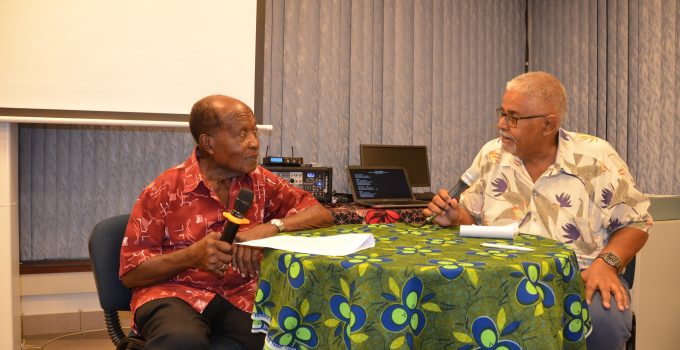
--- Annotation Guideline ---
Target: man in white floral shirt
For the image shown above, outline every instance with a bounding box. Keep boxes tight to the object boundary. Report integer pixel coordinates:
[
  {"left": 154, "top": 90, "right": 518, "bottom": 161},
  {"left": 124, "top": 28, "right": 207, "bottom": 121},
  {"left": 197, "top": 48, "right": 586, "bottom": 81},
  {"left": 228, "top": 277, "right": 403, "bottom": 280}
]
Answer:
[{"left": 425, "top": 71, "right": 652, "bottom": 349}]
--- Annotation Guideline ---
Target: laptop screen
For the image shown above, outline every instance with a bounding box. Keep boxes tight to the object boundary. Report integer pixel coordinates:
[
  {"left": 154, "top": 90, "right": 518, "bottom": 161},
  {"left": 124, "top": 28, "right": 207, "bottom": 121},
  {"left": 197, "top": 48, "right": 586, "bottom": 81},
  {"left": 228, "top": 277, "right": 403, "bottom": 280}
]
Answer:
[{"left": 348, "top": 167, "right": 414, "bottom": 200}]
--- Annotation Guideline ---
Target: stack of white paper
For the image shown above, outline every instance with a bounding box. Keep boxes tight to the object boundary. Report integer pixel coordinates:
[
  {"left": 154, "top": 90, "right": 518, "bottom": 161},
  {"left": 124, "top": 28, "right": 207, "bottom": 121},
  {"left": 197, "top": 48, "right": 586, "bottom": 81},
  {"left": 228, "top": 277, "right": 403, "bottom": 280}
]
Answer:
[
  {"left": 237, "top": 233, "right": 375, "bottom": 256},
  {"left": 459, "top": 222, "right": 519, "bottom": 239}
]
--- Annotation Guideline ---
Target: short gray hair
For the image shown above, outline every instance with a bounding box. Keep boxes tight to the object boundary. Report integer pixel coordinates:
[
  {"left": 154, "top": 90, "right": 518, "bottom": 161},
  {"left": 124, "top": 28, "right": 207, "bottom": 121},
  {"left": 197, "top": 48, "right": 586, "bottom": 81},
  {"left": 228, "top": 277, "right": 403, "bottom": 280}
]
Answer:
[{"left": 506, "top": 71, "right": 567, "bottom": 116}]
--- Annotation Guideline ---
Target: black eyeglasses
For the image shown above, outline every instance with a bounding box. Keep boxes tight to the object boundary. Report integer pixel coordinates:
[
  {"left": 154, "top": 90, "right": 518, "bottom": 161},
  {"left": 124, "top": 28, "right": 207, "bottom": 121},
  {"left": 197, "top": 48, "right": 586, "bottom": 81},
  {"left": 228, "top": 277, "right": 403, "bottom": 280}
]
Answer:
[{"left": 495, "top": 107, "right": 549, "bottom": 128}]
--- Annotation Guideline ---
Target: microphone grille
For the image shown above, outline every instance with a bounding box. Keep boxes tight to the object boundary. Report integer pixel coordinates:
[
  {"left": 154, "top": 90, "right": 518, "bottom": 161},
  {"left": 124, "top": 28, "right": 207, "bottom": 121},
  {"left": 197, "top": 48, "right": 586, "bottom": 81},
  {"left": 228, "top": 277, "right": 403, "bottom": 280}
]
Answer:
[
  {"left": 461, "top": 168, "right": 481, "bottom": 186},
  {"left": 234, "top": 188, "right": 254, "bottom": 215}
]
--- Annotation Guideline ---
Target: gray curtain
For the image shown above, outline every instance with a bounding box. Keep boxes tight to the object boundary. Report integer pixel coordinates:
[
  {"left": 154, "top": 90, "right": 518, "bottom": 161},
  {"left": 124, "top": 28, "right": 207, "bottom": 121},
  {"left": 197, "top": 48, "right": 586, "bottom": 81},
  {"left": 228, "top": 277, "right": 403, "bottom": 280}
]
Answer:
[
  {"left": 529, "top": 0, "right": 680, "bottom": 195},
  {"left": 19, "top": 124, "right": 194, "bottom": 260},
  {"left": 261, "top": 0, "right": 527, "bottom": 194}
]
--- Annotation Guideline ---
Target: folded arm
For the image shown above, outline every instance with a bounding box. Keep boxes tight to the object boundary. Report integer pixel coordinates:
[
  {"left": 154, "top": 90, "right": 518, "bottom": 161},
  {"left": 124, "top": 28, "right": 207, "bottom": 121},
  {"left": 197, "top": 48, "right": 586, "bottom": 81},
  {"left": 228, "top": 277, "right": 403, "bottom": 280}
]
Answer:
[{"left": 121, "top": 232, "right": 233, "bottom": 288}]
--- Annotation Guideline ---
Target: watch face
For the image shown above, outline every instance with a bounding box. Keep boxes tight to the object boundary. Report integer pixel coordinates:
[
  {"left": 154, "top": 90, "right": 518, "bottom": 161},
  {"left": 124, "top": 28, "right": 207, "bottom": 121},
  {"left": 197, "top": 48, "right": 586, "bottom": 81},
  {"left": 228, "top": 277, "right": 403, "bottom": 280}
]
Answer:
[
  {"left": 600, "top": 252, "right": 622, "bottom": 270},
  {"left": 608, "top": 253, "right": 621, "bottom": 264},
  {"left": 271, "top": 219, "right": 284, "bottom": 232}
]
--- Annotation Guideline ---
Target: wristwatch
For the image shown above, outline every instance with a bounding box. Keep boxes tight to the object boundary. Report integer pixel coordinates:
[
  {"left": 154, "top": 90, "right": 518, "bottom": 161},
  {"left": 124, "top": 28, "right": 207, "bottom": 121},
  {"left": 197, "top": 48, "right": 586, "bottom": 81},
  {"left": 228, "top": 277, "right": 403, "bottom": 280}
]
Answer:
[
  {"left": 269, "top": 218, "right": 285, "bottom": 233},
  {"left": 597, "top": 252, "right": 623, "bottom": 273}
]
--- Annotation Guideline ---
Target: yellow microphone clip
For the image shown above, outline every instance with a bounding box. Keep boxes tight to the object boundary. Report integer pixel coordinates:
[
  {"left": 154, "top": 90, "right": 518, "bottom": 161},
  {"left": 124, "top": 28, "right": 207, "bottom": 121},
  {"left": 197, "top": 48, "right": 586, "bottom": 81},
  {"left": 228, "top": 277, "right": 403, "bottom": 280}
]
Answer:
[{"left": 224, "top": 212, "right": 250, "bottom": 225}]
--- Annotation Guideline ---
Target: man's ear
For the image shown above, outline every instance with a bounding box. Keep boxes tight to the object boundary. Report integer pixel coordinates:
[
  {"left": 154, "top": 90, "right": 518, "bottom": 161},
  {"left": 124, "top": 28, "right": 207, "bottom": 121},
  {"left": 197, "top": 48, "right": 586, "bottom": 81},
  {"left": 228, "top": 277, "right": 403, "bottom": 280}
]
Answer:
[
  {"left": 198, "top": 134, "right": 215, "bottom": 155},
  {"left": 542, "top": 115, "right": 559, "bottom": 135}
]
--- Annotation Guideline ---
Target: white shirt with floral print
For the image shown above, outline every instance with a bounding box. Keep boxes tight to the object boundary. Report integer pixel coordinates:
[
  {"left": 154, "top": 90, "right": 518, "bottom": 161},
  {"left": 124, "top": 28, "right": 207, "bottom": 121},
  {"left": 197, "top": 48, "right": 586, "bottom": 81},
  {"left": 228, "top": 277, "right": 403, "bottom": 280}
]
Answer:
[{"left": 461, "top": 129, "right": 652, "bottom": 268}]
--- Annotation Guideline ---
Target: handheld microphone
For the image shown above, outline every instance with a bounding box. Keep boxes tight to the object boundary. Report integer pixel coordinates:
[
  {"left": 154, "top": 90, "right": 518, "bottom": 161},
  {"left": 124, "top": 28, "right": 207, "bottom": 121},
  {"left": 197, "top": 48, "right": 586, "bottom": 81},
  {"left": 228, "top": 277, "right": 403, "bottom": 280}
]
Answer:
[
  {"left": 220, "top": 188, "right": 255, "bottom": 243},
  {"left": 424, "top": 168, "right": 481, "bottom": 224}
]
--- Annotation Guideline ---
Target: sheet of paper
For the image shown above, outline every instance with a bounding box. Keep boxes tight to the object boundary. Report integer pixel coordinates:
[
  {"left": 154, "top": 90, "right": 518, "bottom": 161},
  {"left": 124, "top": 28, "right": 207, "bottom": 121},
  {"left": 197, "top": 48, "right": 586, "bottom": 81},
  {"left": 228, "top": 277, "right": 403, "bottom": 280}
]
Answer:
[
  {"left": 237, "top": 233, "right": 375, "bottom": 256},
  {"left": 460, "top": 222, "right": 519, "bottom": 239}
]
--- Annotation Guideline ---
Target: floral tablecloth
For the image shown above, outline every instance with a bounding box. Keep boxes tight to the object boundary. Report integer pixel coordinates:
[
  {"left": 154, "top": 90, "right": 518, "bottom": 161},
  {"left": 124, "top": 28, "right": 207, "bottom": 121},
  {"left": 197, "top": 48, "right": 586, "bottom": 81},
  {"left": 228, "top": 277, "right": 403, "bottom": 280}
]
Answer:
[{"left": 252, "top": 223, "right": 590, "bottom": 350}]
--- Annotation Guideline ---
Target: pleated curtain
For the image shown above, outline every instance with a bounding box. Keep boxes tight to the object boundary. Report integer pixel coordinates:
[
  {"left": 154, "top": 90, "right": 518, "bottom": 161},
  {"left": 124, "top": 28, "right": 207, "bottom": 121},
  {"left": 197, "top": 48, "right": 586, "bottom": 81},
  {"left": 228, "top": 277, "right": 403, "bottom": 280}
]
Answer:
[
  {"left": 261, "top": 0, "right": 526, "bottom": 196},
  {"left": 529, "top": 0, "right": 680, "bottom": 194},
  {"left": 19, "top": 125, "right": 194, "bottom": 260}
]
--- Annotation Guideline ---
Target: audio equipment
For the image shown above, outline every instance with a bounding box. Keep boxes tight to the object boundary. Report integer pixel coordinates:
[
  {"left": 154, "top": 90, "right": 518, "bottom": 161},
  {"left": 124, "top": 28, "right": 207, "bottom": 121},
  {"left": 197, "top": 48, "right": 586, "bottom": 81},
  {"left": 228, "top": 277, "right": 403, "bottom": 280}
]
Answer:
[
  {"left": 264, "top": 166, "right": 333, "bottom": 203},
  {"left": 262, "top": 156, "right": 304, "bottom": 167},
  {"left": 262, "top": 145, "right": 304, "bottom": 166}
]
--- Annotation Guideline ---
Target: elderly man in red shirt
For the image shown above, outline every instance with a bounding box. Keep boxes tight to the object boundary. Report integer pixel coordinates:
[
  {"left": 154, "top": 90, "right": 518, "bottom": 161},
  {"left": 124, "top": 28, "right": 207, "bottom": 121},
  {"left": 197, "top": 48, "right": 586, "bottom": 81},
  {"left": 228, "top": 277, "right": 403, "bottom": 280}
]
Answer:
[{"left": 119, "top": 95, "right": 334, "bottom": 350}]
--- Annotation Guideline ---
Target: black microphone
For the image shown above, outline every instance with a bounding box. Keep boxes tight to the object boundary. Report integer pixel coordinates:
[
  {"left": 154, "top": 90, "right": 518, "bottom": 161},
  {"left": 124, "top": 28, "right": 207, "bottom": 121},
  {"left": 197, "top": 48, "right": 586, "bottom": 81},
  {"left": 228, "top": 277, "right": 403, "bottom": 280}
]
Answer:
[
  {"left": 220, "top": 188, "right": 255, "bottom": 243},
  {"left": 424, "top": 168, "right": 481, "bottom": 224}
]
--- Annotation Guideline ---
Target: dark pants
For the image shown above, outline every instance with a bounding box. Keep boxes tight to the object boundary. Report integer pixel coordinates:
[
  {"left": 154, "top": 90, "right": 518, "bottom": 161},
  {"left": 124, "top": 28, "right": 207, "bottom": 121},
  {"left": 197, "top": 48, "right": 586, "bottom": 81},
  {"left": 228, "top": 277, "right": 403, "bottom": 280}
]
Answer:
[{"left": 135, "top": 296, "right": 265, "bottom": 350}]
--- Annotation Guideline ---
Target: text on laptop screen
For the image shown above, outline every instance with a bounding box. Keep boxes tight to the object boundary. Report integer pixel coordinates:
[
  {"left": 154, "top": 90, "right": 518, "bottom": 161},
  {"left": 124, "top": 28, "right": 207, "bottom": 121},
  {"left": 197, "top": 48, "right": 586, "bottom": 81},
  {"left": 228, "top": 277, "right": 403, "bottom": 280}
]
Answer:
[{"left": 350, "top": 168, "right": 413, "bottom": 199}]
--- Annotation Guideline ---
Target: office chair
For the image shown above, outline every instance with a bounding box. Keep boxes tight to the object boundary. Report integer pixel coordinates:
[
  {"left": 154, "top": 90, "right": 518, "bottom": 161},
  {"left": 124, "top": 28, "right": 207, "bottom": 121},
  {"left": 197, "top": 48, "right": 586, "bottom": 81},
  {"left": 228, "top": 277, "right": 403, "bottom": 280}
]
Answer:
[
  {"left": 88, "top": 214, "right": 245, "bottom": 350},
  {"left": 623, "top": 256, "right": 636, "bottom": 350}
]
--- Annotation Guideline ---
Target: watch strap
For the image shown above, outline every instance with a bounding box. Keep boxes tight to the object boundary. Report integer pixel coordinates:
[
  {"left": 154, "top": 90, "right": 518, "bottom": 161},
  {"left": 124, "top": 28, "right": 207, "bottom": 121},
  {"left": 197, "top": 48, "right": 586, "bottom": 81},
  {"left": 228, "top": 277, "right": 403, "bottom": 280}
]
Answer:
[{"left": 597, "top": 252, "right": 623, "bottom": 272}]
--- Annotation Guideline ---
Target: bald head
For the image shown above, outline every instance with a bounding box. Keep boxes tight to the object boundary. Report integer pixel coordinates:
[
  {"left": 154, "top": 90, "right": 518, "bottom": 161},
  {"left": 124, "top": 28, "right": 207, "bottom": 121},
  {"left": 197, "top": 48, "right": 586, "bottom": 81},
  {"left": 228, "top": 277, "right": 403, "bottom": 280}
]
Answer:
[
  {"left": 506, "top": 71, "right": 567, "bottom": 118},
  {"left": 189, "top": 95, "right": 255, "bottom": 143}
]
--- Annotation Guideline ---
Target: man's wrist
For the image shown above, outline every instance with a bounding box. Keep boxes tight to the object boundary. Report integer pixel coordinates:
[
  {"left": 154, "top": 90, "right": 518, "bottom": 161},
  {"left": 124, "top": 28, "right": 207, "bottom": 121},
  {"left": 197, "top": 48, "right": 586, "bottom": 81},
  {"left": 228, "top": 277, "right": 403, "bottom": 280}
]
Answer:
[
  {"left": 269, "top": 218, "right": 285, "bottom": 233},
  {"left": 596, "top": 251, "right": 623, "bottom": 273},
  {"left": 185, "top": 243, "right": 203, "bottom": 269}
]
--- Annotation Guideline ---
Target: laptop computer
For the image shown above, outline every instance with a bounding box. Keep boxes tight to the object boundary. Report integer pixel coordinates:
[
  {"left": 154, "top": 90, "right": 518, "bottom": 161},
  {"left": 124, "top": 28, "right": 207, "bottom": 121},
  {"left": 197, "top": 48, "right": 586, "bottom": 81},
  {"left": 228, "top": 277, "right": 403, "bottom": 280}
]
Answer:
[{"left": 347, "top": 166, "right": 430, "bottom": 208}]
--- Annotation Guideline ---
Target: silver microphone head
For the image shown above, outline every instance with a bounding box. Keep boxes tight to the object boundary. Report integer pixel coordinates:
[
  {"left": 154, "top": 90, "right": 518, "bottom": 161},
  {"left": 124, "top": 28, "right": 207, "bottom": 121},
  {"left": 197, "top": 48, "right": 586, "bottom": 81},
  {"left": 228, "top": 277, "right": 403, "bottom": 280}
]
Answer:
[{"left": 461, "top": 168, "right": 481, "bottom": 186}]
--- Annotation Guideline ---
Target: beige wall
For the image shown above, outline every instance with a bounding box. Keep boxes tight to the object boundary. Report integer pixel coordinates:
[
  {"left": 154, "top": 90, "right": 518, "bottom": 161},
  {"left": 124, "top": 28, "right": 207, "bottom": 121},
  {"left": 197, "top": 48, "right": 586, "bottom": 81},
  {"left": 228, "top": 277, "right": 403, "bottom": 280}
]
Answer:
[
  {"left": 20, "top": 272, "right": 105, "bottom": 337},
  {"left": 631, "top": 218, "right": 680, "bottom": 348},
  {"left": 0, "top": 123, "right": 21, "bottom": 349},
  {"left": 20, "top": 272, "right": 99, "bottom": 316}
]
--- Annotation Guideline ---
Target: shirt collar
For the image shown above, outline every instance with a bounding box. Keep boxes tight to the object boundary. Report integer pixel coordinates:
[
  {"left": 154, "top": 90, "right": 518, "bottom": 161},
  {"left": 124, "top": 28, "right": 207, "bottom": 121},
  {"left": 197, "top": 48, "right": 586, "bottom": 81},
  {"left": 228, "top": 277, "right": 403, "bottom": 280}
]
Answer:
[
  {"left": 550, "top": 128, "right": 576, "bottom": 176},
  {"left": 181, "top": 147, "right": 204, "bottom": 194}
]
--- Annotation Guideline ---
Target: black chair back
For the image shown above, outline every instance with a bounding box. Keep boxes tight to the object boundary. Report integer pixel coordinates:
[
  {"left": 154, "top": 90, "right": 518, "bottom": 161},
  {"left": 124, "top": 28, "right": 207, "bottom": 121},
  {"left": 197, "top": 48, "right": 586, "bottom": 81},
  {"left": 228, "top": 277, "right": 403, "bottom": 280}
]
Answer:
[
  {"left": 622, "top": 255, "right": 636, "bottom": 288},
  {"left": 88, "top": 214, "right": 143, "bottom": 350},
  {"left": 623, "top": 256, "right": 637, "bottom": 350},
  {"left": 88, "top": 214, "right": 246, "bottom": 350}
]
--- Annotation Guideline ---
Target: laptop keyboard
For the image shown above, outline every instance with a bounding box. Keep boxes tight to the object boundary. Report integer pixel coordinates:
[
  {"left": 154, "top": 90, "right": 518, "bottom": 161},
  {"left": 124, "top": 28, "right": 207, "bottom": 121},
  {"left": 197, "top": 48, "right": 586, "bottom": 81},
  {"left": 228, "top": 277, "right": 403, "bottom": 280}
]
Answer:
[
  {"left": 386, "top": 200, "right": 429, "bottom": 206},
  {"left": 413, "top": 192, "right": 435, "bottom": 201},
  {"left": 354, "top": 199, "right": 429, "bottom": 208}
]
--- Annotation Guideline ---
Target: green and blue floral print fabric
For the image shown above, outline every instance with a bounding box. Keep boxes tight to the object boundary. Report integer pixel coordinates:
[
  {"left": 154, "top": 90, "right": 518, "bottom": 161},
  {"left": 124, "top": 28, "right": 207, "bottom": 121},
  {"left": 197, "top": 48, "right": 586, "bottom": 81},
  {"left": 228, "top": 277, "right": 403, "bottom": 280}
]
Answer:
[{"left": 252, "top": 223, "right": 590, "bottom": 350}]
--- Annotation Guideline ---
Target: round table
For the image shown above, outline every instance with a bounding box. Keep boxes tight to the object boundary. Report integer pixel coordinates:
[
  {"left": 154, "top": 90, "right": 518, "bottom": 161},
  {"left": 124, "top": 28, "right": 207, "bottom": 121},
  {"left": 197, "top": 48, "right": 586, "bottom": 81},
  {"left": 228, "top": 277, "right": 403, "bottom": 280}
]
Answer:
[{"left": 251, "top": 223, "right": 590, "bottom": 349}]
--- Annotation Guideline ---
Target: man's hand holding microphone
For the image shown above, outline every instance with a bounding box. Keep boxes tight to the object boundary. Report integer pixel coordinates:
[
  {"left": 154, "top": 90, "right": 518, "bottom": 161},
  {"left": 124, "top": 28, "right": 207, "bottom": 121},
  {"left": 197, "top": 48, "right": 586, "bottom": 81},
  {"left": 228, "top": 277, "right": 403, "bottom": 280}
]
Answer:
[{"left": 423, "top": 168, "right": 480, "bottom": 226}]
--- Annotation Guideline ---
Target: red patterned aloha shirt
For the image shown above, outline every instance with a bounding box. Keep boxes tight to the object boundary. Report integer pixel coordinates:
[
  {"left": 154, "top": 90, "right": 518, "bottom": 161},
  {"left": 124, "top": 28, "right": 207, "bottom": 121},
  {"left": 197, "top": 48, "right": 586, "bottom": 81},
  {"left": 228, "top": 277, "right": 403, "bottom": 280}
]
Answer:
[{"left": 119, "top": 147, "right": 319, "bottom": 327}]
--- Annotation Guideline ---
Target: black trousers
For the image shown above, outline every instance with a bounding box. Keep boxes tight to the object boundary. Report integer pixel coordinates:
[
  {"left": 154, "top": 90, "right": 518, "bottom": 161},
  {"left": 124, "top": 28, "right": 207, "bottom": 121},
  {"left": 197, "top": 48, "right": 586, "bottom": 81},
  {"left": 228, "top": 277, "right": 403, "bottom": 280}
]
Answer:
[{"left": 135, "top": 296, "right": 265, "bottom": 350}]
